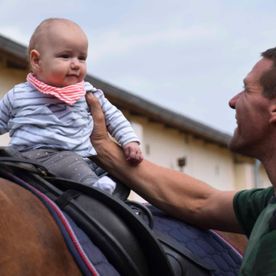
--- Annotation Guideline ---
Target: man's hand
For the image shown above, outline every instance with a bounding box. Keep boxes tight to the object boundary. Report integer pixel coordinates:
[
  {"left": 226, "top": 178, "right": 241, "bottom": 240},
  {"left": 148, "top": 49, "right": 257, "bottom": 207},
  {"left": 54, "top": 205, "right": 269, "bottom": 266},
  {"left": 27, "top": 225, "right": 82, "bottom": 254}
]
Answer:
[
  {"left": 86, "top": 92, "right": 108, "bottom": 145},
  {"left": 123, "top": 142, "right": 144, "bottom": 166}
]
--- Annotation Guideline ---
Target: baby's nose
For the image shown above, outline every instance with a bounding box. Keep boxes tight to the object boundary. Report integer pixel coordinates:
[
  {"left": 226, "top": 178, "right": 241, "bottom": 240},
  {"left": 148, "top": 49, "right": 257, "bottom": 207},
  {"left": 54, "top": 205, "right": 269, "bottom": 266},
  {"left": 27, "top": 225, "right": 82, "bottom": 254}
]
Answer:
[{"left": 71, "top": 58, "right": 80, "bottom": 68}]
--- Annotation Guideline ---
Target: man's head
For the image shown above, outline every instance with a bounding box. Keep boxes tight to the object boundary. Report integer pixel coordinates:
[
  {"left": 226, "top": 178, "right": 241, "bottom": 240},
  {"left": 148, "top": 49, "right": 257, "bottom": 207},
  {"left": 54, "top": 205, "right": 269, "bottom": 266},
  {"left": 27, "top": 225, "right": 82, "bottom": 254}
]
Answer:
[
  {"left": 28, "top": 18, "right": 88, "bottom": 87},
  {"left": 228, "top": 48, "right": 276, "bottom": 159}
]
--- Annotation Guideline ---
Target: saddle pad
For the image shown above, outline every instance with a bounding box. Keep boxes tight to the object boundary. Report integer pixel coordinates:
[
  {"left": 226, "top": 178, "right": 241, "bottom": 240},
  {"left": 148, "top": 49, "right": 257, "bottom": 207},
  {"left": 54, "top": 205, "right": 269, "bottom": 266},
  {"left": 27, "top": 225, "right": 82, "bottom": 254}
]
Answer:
[{"left": 148, "top": 206, "right": 242, "bottom": 276}]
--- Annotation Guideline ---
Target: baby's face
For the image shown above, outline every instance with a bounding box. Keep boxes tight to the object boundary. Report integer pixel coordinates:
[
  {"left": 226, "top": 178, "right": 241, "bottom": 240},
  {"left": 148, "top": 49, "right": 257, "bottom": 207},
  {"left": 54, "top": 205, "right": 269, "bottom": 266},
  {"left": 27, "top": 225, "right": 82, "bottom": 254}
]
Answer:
[{"left": 33, "top": 22, "right": 88, "bottom": 87}]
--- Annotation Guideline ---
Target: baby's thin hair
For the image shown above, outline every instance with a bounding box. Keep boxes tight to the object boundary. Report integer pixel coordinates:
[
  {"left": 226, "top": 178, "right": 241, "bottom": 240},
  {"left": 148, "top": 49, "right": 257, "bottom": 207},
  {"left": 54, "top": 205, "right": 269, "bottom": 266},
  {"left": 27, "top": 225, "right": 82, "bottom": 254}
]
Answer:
[{"left": 28, "top": 18, "right": 77, "bottom": 55}]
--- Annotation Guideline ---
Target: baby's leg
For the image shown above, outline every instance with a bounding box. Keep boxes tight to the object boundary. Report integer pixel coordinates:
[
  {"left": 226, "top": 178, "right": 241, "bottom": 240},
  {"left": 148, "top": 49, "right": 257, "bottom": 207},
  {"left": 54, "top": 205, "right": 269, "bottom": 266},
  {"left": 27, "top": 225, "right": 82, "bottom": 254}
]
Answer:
[
  {"left": 21, "top": 149, "right": 99, "bottom": 185},
  {"left": 92, "top": 176, "right": 116, "bottom": 194},
  {"left": 22, "top": 149, "right": 116, "bottom": 193}
]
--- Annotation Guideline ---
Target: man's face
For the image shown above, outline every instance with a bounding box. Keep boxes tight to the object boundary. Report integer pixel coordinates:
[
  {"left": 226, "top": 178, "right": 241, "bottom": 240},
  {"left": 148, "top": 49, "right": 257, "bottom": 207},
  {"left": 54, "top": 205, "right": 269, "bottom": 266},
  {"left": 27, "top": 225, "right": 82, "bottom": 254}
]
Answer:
[{"left": 228, "top": 58, "right": 273, "bottom": 157}]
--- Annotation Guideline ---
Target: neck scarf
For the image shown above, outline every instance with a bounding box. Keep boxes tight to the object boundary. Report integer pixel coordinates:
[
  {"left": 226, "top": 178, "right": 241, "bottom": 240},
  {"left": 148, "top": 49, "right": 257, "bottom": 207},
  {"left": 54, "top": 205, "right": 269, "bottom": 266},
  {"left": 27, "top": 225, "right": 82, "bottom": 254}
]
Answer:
[{"left": 27, "top": 73, "right": 86, "bottom": 105}]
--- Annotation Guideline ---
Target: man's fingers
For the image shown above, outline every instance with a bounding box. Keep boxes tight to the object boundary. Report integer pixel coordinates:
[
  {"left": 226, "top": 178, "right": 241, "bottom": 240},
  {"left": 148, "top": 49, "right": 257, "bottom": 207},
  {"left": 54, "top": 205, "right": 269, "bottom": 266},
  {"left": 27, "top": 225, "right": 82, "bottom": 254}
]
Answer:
[
  {"left": 86, "top": 93, "right": 104, "bottom": 121},
  {"left": 86, "top": 93, "right": 108, "bottom": 142}
]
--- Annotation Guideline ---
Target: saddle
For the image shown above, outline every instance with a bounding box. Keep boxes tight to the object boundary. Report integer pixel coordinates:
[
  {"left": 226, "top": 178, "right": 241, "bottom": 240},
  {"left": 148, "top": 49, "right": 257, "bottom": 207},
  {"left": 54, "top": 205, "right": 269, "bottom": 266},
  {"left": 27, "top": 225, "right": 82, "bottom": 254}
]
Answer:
[{"left": 0, "top": 147, "right": 242, "bottom": 276}]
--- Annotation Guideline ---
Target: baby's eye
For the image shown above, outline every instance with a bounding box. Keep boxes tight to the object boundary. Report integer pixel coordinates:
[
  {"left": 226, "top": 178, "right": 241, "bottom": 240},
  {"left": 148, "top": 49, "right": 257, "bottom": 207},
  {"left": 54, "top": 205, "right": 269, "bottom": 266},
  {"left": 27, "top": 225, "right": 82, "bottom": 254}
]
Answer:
[
  {"left": 79, "top": 55, "right": 87, "bottom": 61},
  {"left": 60, "top": 54, "right": 70, "bottom": 59}
]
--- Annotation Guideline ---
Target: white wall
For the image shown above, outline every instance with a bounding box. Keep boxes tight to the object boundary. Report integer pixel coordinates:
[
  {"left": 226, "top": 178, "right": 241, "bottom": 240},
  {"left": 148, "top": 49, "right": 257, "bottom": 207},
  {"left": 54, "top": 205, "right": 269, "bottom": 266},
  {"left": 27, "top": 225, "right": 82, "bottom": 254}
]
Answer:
[
  {"left": 129, "top": 116, "right": 237, "bottom": 191},
  {"left": 186, "top": 140, "right": 235, "bottom": 190}
]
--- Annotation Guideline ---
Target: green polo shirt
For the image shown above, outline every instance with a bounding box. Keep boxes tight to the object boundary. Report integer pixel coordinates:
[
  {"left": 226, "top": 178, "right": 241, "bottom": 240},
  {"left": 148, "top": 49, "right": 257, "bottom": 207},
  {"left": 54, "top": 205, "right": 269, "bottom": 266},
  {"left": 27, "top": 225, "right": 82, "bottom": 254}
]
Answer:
[{"left": 234, "top": 187, "right": 276, "bottom": 275}]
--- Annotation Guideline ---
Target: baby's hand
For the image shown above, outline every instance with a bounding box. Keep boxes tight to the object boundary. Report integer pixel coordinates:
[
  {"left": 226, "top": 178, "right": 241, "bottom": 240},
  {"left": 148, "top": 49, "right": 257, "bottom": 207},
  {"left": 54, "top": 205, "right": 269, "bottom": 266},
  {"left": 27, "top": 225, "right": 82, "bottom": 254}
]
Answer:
[{"left": 123, "top": 142, "right": 143, "bottom": 165}]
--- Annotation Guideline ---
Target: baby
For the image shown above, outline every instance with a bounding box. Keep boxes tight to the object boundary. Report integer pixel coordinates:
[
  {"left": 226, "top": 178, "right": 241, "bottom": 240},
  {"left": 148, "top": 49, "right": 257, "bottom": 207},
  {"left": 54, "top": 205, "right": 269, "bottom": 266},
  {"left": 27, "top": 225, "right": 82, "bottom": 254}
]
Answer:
[{"left": 0, "top": 18, "right": 143, "bottom": 193}]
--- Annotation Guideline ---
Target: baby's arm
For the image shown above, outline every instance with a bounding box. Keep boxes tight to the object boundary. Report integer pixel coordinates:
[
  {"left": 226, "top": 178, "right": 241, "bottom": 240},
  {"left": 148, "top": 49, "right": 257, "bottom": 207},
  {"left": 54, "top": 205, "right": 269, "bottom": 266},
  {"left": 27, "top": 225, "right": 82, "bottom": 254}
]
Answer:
[
  {"left": 0, "top": 89, "right": 13, "bottom": 134},
  {"left": 91, "top": 89, "right": 142, "bottom": 159},
  {"left": 123, "top": 142, "right": 143, "bottom": 165}
]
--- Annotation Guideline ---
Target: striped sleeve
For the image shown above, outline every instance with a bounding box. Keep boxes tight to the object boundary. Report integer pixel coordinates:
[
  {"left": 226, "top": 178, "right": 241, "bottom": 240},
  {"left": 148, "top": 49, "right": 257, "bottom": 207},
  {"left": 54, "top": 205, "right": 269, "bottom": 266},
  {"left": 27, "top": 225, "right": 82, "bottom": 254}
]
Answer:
[
  {"left": 93, "top": 89, "right": 140, "bottom": 146},
  {"left": 0, "top": 89, "right": 14, "bottom": 134}
]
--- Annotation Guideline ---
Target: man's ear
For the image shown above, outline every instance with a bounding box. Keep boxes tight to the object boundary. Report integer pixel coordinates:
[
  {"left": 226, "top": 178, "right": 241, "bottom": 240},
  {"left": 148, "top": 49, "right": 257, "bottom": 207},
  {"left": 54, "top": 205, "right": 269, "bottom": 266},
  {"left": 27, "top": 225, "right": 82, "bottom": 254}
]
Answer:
[
  {"left": 29, "top": 49, "right": 40, "bottom": 72},
  {"left": 269, "top": 103, "right": 276, "bottom": 124}
]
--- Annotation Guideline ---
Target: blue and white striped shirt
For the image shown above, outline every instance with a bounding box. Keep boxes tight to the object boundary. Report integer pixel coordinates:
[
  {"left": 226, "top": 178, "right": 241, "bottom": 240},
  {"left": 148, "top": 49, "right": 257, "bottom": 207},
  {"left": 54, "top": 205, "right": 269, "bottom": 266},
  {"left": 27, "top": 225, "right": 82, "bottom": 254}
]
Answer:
[{"left": 0, "top": 81, "right": 139, "bottom": 157}]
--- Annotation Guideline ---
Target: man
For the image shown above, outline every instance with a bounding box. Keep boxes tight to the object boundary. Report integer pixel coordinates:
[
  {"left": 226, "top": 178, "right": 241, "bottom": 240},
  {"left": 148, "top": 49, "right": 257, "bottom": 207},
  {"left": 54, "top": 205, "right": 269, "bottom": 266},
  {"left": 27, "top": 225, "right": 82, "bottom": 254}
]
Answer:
[{"left": 86, "top": 47, "right": 276, "bottom": 275}]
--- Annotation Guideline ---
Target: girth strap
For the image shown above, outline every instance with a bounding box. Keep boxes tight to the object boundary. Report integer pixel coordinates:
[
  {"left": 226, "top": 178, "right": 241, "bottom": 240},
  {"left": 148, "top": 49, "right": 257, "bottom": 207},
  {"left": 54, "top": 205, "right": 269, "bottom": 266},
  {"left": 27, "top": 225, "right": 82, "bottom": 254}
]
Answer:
[{"left": 56, "top": 190, "right": 81, "bottom": 208}]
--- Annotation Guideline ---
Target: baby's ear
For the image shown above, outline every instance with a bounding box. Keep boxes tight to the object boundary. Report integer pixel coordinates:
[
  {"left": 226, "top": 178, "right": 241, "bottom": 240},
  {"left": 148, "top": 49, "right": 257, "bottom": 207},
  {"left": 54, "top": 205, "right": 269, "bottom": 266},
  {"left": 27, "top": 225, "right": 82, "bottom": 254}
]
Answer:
[{"left": 29, "top": 49, "right": 40, "bottom": 72}]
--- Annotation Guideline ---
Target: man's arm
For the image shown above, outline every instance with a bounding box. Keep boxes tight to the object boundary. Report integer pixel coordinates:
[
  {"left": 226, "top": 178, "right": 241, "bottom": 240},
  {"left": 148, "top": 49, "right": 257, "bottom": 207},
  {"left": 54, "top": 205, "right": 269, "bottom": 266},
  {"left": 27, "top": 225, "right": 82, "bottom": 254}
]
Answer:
[{"left": 86, "top": 93, "right": 242, "bottom": 233}]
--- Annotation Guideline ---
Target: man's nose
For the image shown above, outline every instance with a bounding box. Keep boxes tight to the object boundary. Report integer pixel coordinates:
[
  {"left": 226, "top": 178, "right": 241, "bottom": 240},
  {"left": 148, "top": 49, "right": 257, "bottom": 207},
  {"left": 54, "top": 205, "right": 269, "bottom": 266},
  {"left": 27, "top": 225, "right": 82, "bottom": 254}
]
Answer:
[{"left": 228, "top": 92, "right": 241, "bottom": 109}]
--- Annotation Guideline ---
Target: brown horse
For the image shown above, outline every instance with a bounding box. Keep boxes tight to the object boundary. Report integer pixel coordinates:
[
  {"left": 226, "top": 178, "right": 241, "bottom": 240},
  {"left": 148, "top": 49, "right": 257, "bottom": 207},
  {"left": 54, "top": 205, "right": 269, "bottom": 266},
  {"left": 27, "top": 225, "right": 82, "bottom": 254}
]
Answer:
[
  {"left": 0, "top": 176, "right": 247, "bottom": 275},
  {"left": 0, "top": 177, "right": 81, "bottom": 276},
  {"left": 214, "top": 230, "right": 248, "bottom": 255}
]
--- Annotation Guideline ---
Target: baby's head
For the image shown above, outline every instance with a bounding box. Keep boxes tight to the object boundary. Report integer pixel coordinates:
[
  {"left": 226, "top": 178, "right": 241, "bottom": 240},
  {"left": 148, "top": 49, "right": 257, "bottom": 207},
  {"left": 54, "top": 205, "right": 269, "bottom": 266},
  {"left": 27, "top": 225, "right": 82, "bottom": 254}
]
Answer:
[{"left": 28, "top": 18, "right": 88, "bottom": 87}]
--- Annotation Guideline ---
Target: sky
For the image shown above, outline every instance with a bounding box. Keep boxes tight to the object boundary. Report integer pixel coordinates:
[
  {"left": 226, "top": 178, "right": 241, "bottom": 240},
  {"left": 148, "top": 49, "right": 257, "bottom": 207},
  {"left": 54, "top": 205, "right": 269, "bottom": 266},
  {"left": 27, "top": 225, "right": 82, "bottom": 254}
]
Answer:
[{"left": 1, "top": 0, "right": 276, "bottom": 134}]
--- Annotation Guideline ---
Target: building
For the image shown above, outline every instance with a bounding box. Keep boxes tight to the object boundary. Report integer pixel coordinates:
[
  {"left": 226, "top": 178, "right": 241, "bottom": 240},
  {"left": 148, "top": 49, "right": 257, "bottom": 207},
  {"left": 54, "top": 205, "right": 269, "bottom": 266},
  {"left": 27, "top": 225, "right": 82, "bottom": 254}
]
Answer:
[{"left": 0, "top": 34, "right": 270, "bottom": 201}]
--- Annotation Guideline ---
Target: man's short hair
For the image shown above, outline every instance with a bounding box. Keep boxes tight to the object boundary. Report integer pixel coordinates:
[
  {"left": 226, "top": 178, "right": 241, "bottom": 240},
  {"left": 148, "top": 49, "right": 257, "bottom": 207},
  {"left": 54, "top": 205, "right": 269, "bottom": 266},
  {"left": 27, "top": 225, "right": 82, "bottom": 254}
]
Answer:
[{"left": 260, "top": 47, "right": 276, "bottom": 99}]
